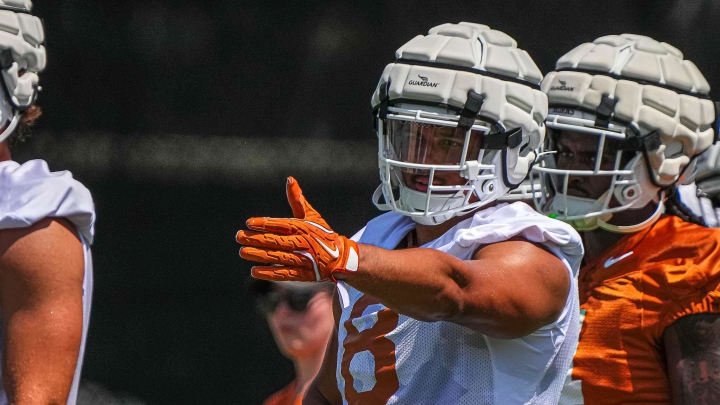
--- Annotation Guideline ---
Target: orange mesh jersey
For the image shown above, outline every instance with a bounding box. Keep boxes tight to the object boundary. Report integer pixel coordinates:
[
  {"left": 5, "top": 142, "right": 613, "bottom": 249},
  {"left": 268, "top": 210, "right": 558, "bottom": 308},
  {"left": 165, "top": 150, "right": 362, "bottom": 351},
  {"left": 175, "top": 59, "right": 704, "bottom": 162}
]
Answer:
[
  {"left": 262, "top": 381, "right": 303, "bottom": 405},
  {"left": 563, "top": 215, "right": 720, "bottom": 404}
]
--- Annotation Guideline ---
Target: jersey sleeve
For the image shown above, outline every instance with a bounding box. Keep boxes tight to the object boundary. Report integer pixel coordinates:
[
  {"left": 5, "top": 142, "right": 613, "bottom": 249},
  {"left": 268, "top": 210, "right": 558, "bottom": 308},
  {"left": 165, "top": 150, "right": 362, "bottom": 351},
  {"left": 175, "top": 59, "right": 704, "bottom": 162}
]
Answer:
[
  {"left": 656, "top": 271, "right": 720, "bottom": 336},
  {"left": 446, "top": 202, "right": 584, "bottom": 274},
  {"left": 650, "top": 222, "right": 720, "bottom": 337},
  {"left": 350, "top": 226, "right": 367, "bottom": 242},
  {"left": 0, "top": 159, "right": 95, "bottom": 244}
]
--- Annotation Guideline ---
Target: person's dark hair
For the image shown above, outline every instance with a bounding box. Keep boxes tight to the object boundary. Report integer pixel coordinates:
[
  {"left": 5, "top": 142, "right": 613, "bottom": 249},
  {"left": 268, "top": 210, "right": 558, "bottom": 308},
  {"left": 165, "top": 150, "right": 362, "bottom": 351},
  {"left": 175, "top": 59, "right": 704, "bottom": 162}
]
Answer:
[{"left": 7, "top": 105, "right": 42, "bottom": 148}]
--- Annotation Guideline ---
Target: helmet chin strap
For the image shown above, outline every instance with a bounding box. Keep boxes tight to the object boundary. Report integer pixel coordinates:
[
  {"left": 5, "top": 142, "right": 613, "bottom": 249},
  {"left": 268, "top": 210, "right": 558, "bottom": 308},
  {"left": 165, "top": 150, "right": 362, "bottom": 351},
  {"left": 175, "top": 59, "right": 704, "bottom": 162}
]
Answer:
[
  {"left": 550, "top": 193, "right": 611, "bottom": 231},
  {"left": 596, "top": 192, "right": 666, "bottom": 234},
  {"left": 372, "top": 185, "right": 392, "bottom": 211},
  {"left": 0, "top": 110, "right": 19, "bottom": 144},
  {"left": 554, "top": 190, "right": 665, "bottom": 234},
  {"left": 400, "top": 183, "right": 468, "bottom": 225},
  {"left": 371, "top": 183, "right": 473, "bottom": 225}
]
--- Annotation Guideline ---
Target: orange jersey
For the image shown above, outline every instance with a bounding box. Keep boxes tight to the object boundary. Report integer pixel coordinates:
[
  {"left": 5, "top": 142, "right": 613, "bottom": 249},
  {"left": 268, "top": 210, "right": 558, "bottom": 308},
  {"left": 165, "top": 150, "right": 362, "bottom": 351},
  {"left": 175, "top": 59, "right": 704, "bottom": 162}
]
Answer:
[
  {"left": 263, "top": 381, "right": 303, "bottom": 405},
  {"left": 564, "top": 215, "right": 720, "bottom": 404}
]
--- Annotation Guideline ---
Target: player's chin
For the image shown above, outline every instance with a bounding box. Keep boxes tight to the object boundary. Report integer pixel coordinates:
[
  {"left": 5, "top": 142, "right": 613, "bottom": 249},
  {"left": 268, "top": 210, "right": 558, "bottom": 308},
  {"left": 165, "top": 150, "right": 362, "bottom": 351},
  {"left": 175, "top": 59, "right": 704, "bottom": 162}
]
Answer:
[{"left": 280, "top": 337, "right": 314, "bottom": 357}]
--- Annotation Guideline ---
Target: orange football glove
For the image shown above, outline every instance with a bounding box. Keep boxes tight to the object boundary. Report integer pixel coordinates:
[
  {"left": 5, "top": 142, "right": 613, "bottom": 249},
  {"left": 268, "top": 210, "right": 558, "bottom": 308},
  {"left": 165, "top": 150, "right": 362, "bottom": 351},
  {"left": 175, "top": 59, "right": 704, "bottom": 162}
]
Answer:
[{"left": 236, "top": 176, "right": 360, "bottom": 282}]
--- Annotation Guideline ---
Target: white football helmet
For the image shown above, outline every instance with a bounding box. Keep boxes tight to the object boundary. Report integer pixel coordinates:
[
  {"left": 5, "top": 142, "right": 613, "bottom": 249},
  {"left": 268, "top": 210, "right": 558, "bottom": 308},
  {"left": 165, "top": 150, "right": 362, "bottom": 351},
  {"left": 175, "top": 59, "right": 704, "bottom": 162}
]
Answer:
[
  {"left": 370, "top": 22, "right": 547, "bottom": 225},
  {"left": 531, "top": 34, "right": 717, "bottom": 233},
  {"left": 0, "top": 0, "right": 45, "bottom": 143}
]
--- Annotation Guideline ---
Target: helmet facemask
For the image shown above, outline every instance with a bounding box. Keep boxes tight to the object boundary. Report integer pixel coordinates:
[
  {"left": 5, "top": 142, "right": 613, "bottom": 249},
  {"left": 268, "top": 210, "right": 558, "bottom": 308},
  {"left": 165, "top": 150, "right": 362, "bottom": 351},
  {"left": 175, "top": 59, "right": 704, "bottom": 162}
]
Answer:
[
  {"left": 374, "top": 104, "right": 524, "bottom": 225},
  {"left": 532, "top": 111, "right": 665, "bottom": 233}
]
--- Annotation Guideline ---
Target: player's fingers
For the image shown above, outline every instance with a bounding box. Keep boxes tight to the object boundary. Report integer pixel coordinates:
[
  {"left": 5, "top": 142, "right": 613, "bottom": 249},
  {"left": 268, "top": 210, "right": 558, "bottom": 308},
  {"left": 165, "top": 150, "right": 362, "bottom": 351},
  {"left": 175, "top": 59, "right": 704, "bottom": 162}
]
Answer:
[
  {"left": 239, "top": 247, "right": 313, "bottom": 268},
  {"left": 245, "top": 217, "right": 295, "bottom": 234},
  {"left": 236, "top": 230, "right": 309, "bottom": 250},
  {"left": 251, "top": 266, "right": 316, "bottom": 282},
  {"left": 285, "top": 177, "right": 332, "bottom": 229},
  {"left": 286, "top": 176, "right": 307, "bottom": 219}
]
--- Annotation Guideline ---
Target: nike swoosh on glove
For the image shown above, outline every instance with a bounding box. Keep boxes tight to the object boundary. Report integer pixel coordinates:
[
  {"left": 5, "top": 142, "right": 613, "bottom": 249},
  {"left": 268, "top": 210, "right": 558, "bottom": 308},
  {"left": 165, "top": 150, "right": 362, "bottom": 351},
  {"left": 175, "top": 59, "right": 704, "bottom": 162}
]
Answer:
[{"left": 236, "top": 176, "right": 360, "bottom": 282}]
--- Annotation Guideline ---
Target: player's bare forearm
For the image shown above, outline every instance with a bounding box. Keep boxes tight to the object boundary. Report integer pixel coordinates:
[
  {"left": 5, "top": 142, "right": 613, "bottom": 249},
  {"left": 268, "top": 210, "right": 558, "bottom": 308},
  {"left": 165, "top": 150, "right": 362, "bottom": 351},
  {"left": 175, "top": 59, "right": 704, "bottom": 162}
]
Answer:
[
  {"left": 335, "top": 240, "right": 569, "bottom": 338},
  {"left": 336, "top": 244, "right": 472, "bottom": 322},
  {"left": 664, "top": 313, "right": 720, "bottom": 405},
  {"left": 0, "top": 218, "right": 85, "bottom": 403}
]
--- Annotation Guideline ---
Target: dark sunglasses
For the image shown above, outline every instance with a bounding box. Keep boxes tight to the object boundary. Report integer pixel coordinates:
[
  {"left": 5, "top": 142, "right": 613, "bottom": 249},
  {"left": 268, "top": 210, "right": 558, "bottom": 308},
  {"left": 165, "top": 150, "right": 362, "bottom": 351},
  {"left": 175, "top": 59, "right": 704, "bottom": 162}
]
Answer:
[{"left": 257, "top": 287, "right": 326, "bottom": 314}]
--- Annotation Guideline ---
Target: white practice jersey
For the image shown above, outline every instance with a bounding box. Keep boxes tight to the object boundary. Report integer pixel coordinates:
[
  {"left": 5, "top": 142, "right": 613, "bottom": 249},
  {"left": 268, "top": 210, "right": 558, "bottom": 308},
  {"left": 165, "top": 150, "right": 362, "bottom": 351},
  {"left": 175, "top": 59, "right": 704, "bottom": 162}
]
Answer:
[
  {"left": 0, "top": 159, "right": 95, "bottom": 405},
  {"left": 335, "top": 202, "right": 583, "bottom": 405}
]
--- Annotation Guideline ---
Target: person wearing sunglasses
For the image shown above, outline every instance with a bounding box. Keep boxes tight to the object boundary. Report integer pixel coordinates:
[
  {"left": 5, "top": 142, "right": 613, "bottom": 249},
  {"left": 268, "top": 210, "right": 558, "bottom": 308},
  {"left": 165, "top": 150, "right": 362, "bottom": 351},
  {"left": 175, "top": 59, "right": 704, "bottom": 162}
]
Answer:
[
  {"left": 237, "top": 23, "right": 583, "bottom": 404},
  {"left": 253, "top": 280, "right": 334, "bottom": 405}
]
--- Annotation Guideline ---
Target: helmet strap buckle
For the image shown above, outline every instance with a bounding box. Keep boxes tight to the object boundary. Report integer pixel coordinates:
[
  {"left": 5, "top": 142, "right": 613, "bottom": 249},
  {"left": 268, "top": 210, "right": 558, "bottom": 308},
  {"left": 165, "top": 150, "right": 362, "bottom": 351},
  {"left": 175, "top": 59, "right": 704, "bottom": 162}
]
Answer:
[
  {"left": 458, "top": 90, "right": 485, "bottom": 130},
  {"left": 594, "top": 94, "right": 618, "bottom": 128}
]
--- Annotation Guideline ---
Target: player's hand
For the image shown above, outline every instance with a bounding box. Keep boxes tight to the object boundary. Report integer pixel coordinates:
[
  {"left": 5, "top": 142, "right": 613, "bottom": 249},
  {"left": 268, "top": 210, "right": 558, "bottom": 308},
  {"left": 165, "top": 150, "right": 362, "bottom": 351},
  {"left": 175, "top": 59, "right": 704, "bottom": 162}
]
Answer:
[{"left": 236, "top": 176, "right": 359, "bottom": 282}]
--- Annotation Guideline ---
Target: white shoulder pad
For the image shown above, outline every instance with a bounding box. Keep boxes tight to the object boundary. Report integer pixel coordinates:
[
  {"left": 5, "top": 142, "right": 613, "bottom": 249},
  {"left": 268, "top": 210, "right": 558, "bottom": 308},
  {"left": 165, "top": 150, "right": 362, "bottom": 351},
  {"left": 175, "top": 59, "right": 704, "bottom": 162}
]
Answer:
[
  {"left": 443, "top": 202, "right": 584, "bottom": 274},
  {"left": 0, "top": 159, "right": 95, "bottom": 243}
]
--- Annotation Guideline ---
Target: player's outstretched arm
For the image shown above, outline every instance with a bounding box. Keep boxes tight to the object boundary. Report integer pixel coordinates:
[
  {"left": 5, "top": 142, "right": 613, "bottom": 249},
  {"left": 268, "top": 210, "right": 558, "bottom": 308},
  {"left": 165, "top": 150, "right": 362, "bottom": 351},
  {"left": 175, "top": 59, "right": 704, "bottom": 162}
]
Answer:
[
  {"left": 664, "top": 313, "right": 720, "bottom": 405},
  {"left": 237, "top": 177, "right": 569, "bottom": 338},
  {"left": 0, "top": 218, "right": 85, "bottom": 404},
  {"left": 339, "top": 239, "right": 569, "bottom": 339}
]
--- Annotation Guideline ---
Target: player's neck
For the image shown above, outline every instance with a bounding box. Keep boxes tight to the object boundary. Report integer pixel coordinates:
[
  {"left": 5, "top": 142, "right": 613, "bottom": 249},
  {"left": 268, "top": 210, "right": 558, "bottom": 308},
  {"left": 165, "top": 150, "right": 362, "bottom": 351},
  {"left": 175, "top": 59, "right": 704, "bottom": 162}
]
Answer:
[
  {"left": 414, "top": 211, "right": 475, "bottom": 246},
  {"left": 581, "top": 202, "right": 658, "bottom": 263},
  {"left": 0, "top": 142, "right": 10, "bottom": 162},
  {"left": 580, "top": 229, "right": 625, "bottom": 263},
  {"left": 293, "top": 347, "right": 326, "bottom": 394}
]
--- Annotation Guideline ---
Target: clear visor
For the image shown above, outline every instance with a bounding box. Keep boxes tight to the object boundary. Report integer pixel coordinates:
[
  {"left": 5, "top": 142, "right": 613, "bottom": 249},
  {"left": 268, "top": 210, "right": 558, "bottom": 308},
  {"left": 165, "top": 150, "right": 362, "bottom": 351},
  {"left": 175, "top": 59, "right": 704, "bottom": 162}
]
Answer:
[
  {"left": 380, "top": 107, "right": 497, "bottom": 195},
  {"left": 546, "top": 127, "right": 628, "bottom": 174},
  {"left": 384, "top": 120, "right": 486, "bottom": 166}
]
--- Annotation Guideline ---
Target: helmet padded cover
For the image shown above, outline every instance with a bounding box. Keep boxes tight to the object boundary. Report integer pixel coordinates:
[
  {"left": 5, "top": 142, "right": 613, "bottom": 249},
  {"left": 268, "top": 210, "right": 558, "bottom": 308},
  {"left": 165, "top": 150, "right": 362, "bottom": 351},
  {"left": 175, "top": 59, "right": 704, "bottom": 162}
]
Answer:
[
  {"left": 556, "top": 34, "right": 710, "bottom": 94},
  {"left": 543, "top": 34, "right": 715, "bottom": 186},
  {"left": 0, "top": 1, "right": 32, "bottom": 11}
]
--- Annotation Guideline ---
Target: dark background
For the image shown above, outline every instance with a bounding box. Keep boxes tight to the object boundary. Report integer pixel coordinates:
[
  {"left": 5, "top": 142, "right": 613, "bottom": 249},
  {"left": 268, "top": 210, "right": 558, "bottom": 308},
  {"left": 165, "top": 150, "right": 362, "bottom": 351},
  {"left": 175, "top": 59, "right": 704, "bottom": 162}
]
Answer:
[{"left": 10, "top": 1, "right": 720, "bottom": 403}]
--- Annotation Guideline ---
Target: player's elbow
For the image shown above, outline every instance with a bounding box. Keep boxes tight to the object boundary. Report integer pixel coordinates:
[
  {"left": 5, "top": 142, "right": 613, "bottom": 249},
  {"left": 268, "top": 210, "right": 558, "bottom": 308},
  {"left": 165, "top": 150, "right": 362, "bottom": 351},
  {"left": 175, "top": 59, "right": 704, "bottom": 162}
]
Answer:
[
  {"left": 425, "top": 285, "right": 466, "bottom": 322},
  {"left": 451, "top": 285, "right": 567, "bottom": 338}
]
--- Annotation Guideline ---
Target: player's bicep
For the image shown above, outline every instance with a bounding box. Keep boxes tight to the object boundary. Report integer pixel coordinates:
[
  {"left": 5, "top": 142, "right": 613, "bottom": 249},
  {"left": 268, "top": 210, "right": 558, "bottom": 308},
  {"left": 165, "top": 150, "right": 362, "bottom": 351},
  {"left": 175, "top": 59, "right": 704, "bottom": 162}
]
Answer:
[
  {"left": 0, "top": 217, "right": 85, "bottom": 400},
  {"left": 463, "top": 239, "right": 570, "bottom": 337},
  {"left": 664, "top": 313, "right": 720, "bottom": 405}
]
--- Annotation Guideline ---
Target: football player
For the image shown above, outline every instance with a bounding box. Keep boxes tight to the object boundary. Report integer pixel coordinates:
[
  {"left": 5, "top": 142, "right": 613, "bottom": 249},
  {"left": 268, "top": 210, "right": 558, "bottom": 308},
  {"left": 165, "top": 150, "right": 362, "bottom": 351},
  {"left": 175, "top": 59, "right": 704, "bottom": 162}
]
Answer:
[
  {"left": 237, "top": 22, "right": 583, "bottom": 404},
  {"left": 0, "top": 2, "right": 95, "bottom": 404},
  {"left": 532, "top": 34, "right": 720, "bottom": 404}
]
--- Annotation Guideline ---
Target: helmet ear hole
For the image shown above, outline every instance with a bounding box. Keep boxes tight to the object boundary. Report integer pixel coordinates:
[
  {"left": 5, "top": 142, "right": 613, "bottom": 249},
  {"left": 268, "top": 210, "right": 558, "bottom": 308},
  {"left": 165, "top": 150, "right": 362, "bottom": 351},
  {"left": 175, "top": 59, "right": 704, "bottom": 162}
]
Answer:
[
  {"left": 622, "top": 185, "right": 639, "bottom": 202},
  {"left": 482, "top": 180, "right": 496, "bottom": 194}
]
